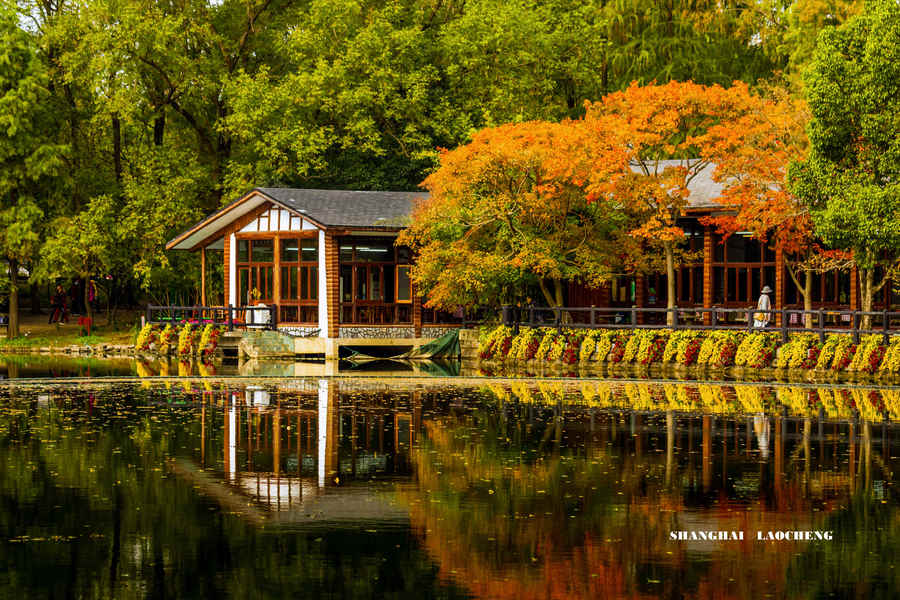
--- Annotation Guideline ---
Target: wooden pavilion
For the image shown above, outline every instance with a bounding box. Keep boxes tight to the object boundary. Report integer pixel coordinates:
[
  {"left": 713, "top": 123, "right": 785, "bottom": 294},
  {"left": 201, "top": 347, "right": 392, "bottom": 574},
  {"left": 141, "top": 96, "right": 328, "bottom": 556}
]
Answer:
[{"left": 166, "top": 166, "right": 887, "bottom": 338}]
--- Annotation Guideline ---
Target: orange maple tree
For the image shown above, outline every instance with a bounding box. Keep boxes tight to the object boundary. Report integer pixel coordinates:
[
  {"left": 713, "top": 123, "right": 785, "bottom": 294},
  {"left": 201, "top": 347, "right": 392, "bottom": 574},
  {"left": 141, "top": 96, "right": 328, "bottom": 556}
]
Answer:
[
  {"left": 398, "top": 119, "right": 630, "bottom": 311},
  {"left": 584, "top": 81, "right": 750, "bottom": 324},
  {"left": 694, "top": 86, "right": 850, "bottom": 326}
]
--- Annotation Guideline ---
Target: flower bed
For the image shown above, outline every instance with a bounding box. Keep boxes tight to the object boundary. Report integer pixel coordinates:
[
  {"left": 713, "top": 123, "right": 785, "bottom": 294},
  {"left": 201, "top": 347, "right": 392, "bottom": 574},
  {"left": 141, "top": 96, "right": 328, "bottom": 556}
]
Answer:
[{"left": 472, "top": 324, "right": 900, "bottom": 378}]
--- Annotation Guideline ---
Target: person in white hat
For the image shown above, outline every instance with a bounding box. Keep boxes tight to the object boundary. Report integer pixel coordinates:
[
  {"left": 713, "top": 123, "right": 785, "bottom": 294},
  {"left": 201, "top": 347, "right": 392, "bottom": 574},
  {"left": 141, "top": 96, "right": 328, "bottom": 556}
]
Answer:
[{"left": 754, "top": 285, "right": 772, "bottom": 328}]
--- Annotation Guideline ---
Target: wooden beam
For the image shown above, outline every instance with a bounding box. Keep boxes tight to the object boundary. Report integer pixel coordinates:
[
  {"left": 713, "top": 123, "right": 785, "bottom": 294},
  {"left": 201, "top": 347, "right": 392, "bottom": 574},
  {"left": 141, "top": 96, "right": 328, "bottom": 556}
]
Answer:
[
  {"left": 702, "top": 226, "right": 713, "bottom": 325},
  {"left": 201, "top": 247, "right": 207, "bottom": 306},
  {"left": 774, "top": 242, "right": 784, "bottom": 326}
]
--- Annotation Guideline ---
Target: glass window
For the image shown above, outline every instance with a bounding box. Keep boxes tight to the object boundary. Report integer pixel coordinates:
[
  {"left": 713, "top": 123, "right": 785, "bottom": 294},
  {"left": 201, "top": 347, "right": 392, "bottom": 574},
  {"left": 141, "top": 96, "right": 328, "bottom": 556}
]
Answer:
[
  {"left": 262, "top": 266, "right": 273, "bottom": 299},
  {"left": 300, "top": 266, "right": 309, "bottom": 299},
  {"left": 340, "top": 244, "right": 354, "bottom": 262},
  {"left": 340, "top": 266, "right": 353, "bottom": 302},
  {"left": 397, "top": 266, "right": 411, "bottom": 302},
  {"left": 302, "top": 239, "right": 318, "bottom": 262},
  {"left": 252, "top": 239, "right": 273, "bottom": 262},
  {"left": 355, "top": 242, "right": 391, "bottom": 262},
  {"left": 369, "top": 268, "right": 381, "bottom": 300},
  {"left": 238, "top": 240, "right": 249, "bottom": 263},
  {"left": 281, "top": 266, "right": 297, "bottom": 300},
  {"left": 383, "top": 265, "right": 394, "bottom": 303},
  {"left": 310, "top": 267, "right": 318, "bottom": 300},
  {"left": 281, "top": 239, "right": 299, "bottom": 263},
  {"left": 693, "top": 268, "right": 703, "bottom": 305},
  {"left": 357, "top": 268, "right": 368, "bottom": 300},
  {"left": 397, "top": 246, "right": 411, "bottom": 263},
  {"left": 239, "top": 269, "right": 249, "bottom": 305},
  {"left": 726, "top": 236, "right": 747, "bottom": 263}
]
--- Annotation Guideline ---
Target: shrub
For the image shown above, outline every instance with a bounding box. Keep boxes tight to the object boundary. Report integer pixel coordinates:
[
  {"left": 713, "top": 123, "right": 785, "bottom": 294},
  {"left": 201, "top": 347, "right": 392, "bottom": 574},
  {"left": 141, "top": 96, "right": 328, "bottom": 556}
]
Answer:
[
  {"left": 177, "top": 323, "right": 197, "bottom": 357},
  {"left": 849, "top": 335, "right": 884, "bottom": 373},
  {"left": 623, "top": 329, "right": 657, "bottom": 363},
  {"left": 199, "top": 324, "right": 223, "bottom": 357},
  {"left": 663, "top": 330, "right": 701, "bottom": 364},
  {"left": 833, "top": 343, "right": 856, "bottom": 371},
  {"left": 579, "top": 330, "right": 604, "bottom": 362},
  {"left": 816, "top": 334, "right": 851, "bottom": 370},
  {"left": 547, "top": 332, "right": 567, "bottom": 361},
  {"left": 535, "top": 330, "right": 562, "bottom": 361},
  {"left": 478, "top": 325, "right": 514, "bottom": 360},
  {"left": 775, "top": 334, "right": 817, "bottom": 369},
  {"left": 608, "top": 332, "right": 629, "bottom": 363},
  {"left": 735, "top": 332, "right": 780, "bottom": 368},
  {"left": 696, "top": 331, "right": 744, "bottom": 368},
  {"left": 509, "top": 327, "right": 543, "bottom": 361},
  {"left": 878, "top": 338, "right": 900, "bottom": 374},
  {"left": 562, "top": 330, "right": 585, "bottom": 364},
  {"left": 135, "top": 324, "right": 161, "bottom": 352}
]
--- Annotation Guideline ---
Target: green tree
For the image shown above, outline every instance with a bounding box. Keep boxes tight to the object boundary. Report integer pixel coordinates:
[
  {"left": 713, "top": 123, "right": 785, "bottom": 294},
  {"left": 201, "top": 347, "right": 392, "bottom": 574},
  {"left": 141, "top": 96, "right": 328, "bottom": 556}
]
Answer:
[
  {"left": 0, "top": 5, "right": 67, "bottom": 337},
  {"left": 789, "top": 0, "right": 900, "bottom": 328}
]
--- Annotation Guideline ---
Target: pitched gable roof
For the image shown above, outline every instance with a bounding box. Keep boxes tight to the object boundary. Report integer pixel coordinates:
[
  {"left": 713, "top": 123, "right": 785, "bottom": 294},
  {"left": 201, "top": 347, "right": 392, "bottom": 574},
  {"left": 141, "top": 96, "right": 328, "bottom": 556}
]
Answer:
[{"left": 257, "top": 188, "right": 426, "bottom": 228}]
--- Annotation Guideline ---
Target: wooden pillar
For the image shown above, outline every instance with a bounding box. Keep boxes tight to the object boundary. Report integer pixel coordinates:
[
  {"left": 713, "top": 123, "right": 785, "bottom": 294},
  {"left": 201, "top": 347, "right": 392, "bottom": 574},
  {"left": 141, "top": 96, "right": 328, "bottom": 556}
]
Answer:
[
  {"left": 273, "top": 236, "right": 281, "bottom": 312},
  {"left": 412, "top": 282, "right": 422, "bottom": 337},
  {"left": 850, "top": 265, "right": 859, "bottom": 311},
  {"left": 324, "top": 232, "right": 340, "bottom": 338},
  {"left": 634, "top": 274, "right": 645, "bottom": 325},
  {"left": 200, "top": 247, "right": 207, "bottom": 307},
  {"left": 703, "top": 226, "right": 713, "bottom": 325},
  {"left": 774, "top": 242, "right": 784, "bottom": 326},
  {"left": 223, "top": 234, "right": 231, "bottom": 306}
]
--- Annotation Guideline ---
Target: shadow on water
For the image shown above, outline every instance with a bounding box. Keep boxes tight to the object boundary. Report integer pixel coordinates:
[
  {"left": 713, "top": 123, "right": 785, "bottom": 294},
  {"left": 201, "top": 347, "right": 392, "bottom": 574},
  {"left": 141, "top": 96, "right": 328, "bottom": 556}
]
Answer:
[{"left": 0, "top": 378, "right": 899, "bottom": 598}]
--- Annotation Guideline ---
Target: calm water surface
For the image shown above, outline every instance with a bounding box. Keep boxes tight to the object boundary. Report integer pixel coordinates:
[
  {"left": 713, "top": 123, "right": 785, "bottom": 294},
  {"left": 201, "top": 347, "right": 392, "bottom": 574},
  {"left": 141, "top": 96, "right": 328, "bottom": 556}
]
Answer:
[{"left": 1, "top": 379, "right": 899, "bottom": 599}]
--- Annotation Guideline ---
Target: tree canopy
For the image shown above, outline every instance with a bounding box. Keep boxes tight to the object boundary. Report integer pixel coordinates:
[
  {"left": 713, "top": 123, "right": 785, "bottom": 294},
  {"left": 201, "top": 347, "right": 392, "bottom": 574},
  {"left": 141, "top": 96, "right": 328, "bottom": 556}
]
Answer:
[
  {"left": 789, "top": 0, "right": 900, "bottom": 323},
  {"left": 0, "top": 0, "right": 876, "bottom": 328}
]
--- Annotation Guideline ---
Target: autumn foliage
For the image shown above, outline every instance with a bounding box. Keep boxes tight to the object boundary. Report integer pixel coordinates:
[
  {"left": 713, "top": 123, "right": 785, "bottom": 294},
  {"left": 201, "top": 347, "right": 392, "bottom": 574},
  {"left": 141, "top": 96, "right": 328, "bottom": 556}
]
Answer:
[
  {"left": 405, "top": 80, "right": 791, "bottom": 314},
  {"left": 398, "top": 120, "right": 630, "bottom": 310}
]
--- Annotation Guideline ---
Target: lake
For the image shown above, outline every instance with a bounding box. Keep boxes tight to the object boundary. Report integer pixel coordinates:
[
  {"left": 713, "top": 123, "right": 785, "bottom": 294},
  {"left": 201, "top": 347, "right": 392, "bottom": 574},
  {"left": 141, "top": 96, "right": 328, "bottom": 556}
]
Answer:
[{"left": 1, "top": 377, "right": 898, "bottom": 598}]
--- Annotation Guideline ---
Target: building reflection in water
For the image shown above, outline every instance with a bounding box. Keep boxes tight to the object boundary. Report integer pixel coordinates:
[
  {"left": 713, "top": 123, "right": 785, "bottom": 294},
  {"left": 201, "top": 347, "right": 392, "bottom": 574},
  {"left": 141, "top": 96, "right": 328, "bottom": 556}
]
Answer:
[{"left": 165, "top": 379, "right": 900, "bottom": 597}]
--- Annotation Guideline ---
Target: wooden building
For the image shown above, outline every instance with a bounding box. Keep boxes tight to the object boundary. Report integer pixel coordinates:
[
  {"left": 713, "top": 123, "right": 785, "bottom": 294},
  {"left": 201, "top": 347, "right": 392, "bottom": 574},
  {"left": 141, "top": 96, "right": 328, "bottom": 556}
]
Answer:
[
  {"left": 167, "top": 168, "right": 894, "bottom": 338},
  {"left": 166, "top": 187, "right": 457, "bottom": 339}
]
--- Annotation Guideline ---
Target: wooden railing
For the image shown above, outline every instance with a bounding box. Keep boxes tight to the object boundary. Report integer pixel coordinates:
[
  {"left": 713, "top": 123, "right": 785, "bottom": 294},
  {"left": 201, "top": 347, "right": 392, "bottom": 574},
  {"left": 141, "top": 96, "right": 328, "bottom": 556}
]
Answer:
[
  {"left": 145, "top": 305, "right": 278, "bottom": 331},
  {"left": 498, "top": 305, "right": 900, "bottom": 345}
]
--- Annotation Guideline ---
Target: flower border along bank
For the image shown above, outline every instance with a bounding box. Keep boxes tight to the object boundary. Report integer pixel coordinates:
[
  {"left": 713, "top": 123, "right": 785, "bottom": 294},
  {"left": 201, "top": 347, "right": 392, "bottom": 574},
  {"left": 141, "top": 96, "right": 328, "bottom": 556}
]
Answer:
[{"left": 476, "top": 325, "right": 900, "bottom": 378}]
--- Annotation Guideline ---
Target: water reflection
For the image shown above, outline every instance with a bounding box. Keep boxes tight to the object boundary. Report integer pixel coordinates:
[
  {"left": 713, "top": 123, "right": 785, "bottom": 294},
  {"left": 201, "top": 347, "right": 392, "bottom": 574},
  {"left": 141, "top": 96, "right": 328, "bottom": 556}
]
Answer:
[{"left": 0, "top": 380, "right": 898, "bottom": 598}]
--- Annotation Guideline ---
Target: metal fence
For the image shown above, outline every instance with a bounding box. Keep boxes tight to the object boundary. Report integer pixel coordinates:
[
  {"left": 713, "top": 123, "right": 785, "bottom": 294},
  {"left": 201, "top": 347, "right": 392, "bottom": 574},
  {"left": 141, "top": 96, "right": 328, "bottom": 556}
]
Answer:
[
  {"left": 146, "top": 305, "right": 278, "bottom": 331},
  {"left": 497, "top": 305, "right": 900, "bottom": 345}
]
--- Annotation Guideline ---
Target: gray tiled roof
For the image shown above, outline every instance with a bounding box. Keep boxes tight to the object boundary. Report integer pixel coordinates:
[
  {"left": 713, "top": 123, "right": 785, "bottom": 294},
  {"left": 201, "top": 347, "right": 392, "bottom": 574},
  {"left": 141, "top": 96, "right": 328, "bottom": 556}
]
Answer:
[
  {"left": 628, "top": 160, "right": 724, "bottom": 209},
  {"left": 257, "top": 188, "right": 429, "bottom": 228}
]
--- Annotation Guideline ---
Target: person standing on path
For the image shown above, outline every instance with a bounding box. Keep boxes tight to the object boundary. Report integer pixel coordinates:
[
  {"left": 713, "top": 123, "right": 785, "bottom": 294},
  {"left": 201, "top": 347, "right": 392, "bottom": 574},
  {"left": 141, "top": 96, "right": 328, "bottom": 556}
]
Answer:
[
  {"left": 48, "top": 284, "right": 69, "bottom": 324},
  {"left": 754, "top": 285, "right": 772, "bottom": 328}
]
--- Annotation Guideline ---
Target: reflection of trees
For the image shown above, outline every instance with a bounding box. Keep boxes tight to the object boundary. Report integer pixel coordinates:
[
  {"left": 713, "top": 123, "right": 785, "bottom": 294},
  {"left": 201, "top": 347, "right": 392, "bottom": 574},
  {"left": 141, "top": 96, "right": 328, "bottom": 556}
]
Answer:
[
  {"left": 0, "top": 386, "right": 468, "bottom": 599},
  {"left": 404, "top": 396, "right": 894, "bottom": 600}
]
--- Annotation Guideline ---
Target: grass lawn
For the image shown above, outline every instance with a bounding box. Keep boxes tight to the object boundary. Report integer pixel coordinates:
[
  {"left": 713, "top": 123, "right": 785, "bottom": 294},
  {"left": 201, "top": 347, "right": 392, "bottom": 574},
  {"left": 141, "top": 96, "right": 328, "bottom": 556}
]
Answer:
[{"left": 0, "top": 311, "right": 139, "bottom": 349}]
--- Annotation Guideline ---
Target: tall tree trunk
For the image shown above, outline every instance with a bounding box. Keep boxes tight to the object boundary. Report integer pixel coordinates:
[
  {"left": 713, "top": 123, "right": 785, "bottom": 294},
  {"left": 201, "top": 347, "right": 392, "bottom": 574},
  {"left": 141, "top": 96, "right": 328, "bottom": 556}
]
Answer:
[
  {"left": 112, "top": 113, "right": 122, "bottom": 183},
  {"left": 8, "top": 259, "right": 18, "bottom": 338},
  {"left": 538, "top": 278, "right": 570, "bottom": 323},
  {"left": 554, "top": 278, "right": 570, "bottom": 324},
  {"left": 665, "top": 241, "right": 676, "bottom": 326},
  {"left": 860, "top": 266, "right": 874, "bottom": 331},
  {"left": 803, "top": 269, "right": 812, "bottom": 329}
]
